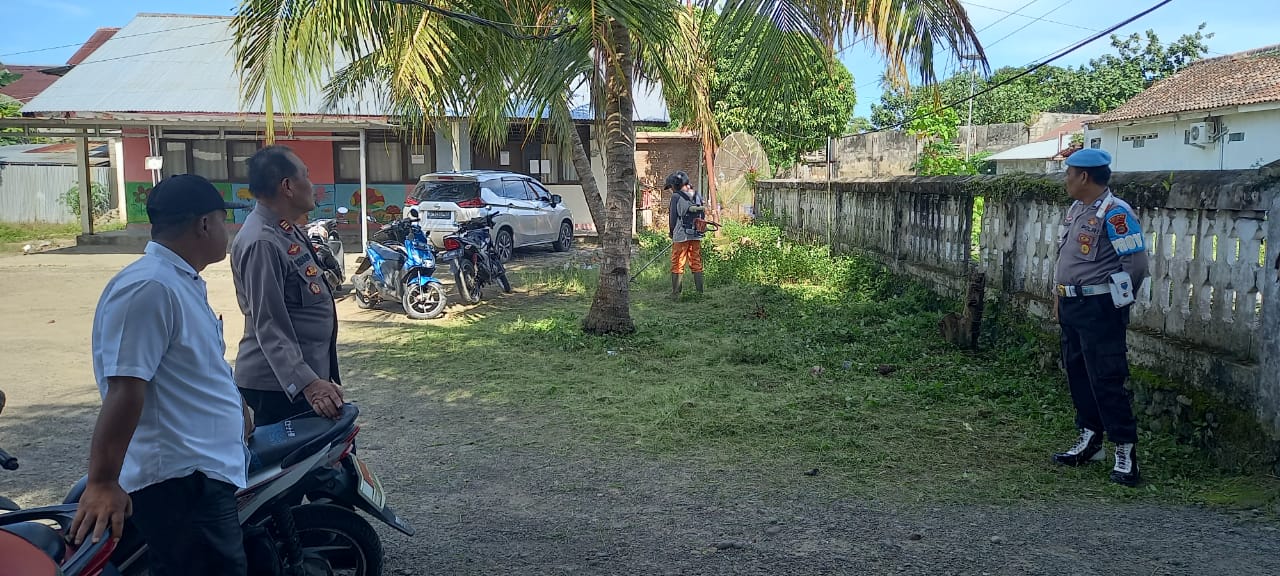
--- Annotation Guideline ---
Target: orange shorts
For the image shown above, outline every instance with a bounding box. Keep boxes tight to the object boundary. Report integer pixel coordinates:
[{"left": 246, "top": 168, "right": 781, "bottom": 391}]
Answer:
[{"left": 671, "top": 240, "right": 703, "bottom": 273}]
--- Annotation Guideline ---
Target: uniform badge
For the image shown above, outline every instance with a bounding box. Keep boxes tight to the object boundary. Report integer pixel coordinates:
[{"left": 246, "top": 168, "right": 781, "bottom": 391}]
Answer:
[
  {"left": 1080, "top": 244, "right": 1091, "bottom": 255},
  {"left": 1108, "top": 213, "right": 1129, "bottom": 235},
  {"left": 288, "top": 244, "right": 301, "bottom": 256},
  {"left": 305, "top": 265, "right": 318, "bottom": 277},
  {"left": 309, "top": 282, "right": 322, "bottom": 294},
  {"left": 1078, "top": 234, "right": 1092, "bottom": 245},
  {"left": 1088, "top": 217, "right": 1099, "bottom": 227},
  {"left": 279, "top": 219, "right": 293, "bottom": 232}
]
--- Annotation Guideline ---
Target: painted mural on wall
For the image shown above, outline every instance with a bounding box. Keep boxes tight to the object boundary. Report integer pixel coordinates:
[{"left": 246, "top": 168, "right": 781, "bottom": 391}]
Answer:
[{"left": 338, "top": 184, "right": 411, "bottom": 224}]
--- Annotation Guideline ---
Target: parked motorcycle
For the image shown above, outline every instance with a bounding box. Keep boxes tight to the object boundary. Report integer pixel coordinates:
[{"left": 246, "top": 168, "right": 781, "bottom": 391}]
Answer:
[
  {"left": 438, "top": 211, "right": 513, "bottom": 305},
  {"left": 0, "top": 395, "right": 124, "bottom": 576},
  {"left": 305, "top": 206, "right": 348, "bottom": 295},
  {"left": 350, "top": 208, "right": 448, "bottom": 320},
  {"left": 1, "top": 403, "right": 412, "bottom": 576}
]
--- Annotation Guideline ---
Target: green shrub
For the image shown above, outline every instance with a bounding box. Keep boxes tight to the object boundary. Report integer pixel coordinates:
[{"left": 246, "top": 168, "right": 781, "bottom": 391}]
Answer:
[{"left": 60, "top": 182, "right": 112, "bottom": 219}]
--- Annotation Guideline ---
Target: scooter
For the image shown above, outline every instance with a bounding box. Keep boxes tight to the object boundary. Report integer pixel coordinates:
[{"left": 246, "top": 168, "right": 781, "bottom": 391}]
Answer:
[
  {"left": 438, "top": 211, "right": 512, "bottom": 305},
  {"left": 350, "top": 207, "right": 448, "bottom": 320},
  {"left": 0, "top": 394, "right": 128, "bottom": 576},
  {"left": 306, "top": 207, "right": 348, "bottom": 295},
  {"left": 2, "top": 403, "right": 412, "bottom": 576}
]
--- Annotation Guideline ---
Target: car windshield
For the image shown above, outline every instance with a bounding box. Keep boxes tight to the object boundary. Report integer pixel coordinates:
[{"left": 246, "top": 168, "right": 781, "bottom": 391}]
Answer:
[{"left": 414, "top": 180, "right": 480, "bottom": 203}]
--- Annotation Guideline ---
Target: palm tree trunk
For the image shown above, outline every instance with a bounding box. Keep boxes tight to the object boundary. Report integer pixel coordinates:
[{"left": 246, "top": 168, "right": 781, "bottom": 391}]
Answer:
[
  {"left": 582, "top": 19, "right": 637, "bottom": 335},
  {"left": 563, "top": 116, "right": 607, "bottom": 235}
]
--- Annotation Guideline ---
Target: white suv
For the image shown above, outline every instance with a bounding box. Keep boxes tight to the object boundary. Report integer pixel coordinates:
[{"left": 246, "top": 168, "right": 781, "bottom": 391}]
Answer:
[{"left": 407, "top": 171, "right": 575, "bottom": 262}]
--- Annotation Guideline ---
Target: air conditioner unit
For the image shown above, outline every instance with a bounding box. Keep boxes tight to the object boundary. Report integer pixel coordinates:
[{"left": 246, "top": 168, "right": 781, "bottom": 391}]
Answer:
[{"left": 1189, "top": 121, "right": 1216, "bottom": 146}]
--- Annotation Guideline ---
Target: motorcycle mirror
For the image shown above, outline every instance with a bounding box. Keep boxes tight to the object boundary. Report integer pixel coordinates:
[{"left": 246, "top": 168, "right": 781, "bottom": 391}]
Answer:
[{"left": 337, "top": 207, "right": 349, "bottom": 214}]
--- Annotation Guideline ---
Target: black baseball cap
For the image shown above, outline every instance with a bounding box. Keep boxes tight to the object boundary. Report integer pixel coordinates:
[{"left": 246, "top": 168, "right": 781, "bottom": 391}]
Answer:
[{"left": 146, "top": 174, "right": 250, "bottom": 224}]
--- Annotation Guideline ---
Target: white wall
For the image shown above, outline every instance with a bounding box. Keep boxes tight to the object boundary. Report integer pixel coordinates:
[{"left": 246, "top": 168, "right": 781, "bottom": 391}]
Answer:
[{"left": 1087, "top": 107, "right": 1280, "bottom": 171}]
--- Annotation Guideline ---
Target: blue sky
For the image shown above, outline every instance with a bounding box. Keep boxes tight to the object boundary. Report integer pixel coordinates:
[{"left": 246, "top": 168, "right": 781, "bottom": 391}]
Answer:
[{"left": 3, "top": 0, "right": 1277, "bottom": 117}]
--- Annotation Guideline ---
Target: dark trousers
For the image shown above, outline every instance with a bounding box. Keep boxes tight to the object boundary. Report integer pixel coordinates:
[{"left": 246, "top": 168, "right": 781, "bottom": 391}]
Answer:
[
  {"left": 1059, "top": 295, "right": 1138, "bottom": 444},
  {"left": 129, "top": 472, "right": 246, "bottom": 576},
  {"left": 240, "top": 388, "right": 314, "bottom": 426}
]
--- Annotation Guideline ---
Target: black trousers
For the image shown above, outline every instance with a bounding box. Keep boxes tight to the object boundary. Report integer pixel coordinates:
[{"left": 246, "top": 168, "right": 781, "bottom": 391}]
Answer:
[
  {"left": 1059, "top": 295, "right": 1138, "bottom": 444},
  {"left": 129, "top": 472, "right": 246, "bottom": 576},
  {"left": 240, "top": 388, "right": 314, "bottom": 427}
]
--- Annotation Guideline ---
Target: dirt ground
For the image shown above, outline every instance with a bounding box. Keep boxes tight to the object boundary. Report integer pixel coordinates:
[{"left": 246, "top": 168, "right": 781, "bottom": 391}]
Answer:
[{"left": 1, "top": 243, "right": 1279, "bottom": 575}]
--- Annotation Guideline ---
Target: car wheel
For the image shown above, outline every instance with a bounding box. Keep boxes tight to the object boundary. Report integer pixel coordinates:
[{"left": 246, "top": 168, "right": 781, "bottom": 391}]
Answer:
[
  {"left": 552, "top": 221, "right": 573, "bottom": 252},
  {"left": 495, "top": 228, "right": 514, "bottom": 263}
]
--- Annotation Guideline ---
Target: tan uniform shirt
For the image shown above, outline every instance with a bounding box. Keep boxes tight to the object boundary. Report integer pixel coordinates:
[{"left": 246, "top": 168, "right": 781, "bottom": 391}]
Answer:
[
  {"left": 231, "top": 204, "right": 339, "bottom": 400},
  {"left": 1054, "top": 190, "right": 1150, "bottom": 288}
]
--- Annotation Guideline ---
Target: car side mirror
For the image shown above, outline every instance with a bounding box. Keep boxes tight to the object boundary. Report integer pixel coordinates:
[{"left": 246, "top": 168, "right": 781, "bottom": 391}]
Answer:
[{"left": 550, "top": 194, "right": 562, "bottom": 206}]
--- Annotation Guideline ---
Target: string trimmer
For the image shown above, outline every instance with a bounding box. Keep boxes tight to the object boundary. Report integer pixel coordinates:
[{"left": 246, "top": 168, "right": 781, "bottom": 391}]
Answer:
[{"left": 629, "top": 218, "right": 720, "bottom": 283}]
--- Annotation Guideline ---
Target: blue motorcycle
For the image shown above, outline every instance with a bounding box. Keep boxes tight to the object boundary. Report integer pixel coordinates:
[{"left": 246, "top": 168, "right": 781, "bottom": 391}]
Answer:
[{"left": 350, "top": 208, "right": 448, "bottom": 319}]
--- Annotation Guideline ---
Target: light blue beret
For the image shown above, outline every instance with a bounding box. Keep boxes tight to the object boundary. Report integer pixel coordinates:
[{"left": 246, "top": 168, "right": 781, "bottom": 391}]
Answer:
[{"left": 1064, "top": 148, "right": 1112, "bottom": 168}]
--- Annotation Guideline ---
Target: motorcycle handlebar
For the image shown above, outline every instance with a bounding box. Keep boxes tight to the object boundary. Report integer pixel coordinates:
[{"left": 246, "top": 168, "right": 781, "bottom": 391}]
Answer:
[{"left": 0, "top": 447, "right": 17, "bottom": 470}]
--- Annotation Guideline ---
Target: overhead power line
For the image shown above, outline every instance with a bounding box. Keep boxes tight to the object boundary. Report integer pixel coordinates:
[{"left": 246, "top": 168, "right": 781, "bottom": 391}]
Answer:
[{"left": 853, "top": 0, "right": 1176, "bottom": 136}]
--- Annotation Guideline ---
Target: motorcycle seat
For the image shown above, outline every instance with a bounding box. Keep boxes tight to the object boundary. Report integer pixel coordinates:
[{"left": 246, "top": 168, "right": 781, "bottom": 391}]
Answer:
[
  {"left": 247, "top": 404, "right": 359, "bottom": 474},
  {"left": 1, "top": 522, "right": 66, "bottom": 564}
]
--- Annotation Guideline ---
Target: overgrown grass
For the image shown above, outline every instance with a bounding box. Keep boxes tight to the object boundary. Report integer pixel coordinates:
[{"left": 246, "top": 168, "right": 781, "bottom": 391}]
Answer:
[
  {"left": 363, "top": 221, "right": 1279, "bottom": 508},
  {"left": 0, "top": 221, "right": 124, "bottom": 244}
]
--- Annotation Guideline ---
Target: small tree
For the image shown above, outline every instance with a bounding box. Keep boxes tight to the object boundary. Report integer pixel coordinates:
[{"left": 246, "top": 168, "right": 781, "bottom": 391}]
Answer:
[
  {"left": 61, "top": 182, "right": 112, "bottom": 220},
  {"left": 907, "top": 104, "right": 988, "bottom": 176}
]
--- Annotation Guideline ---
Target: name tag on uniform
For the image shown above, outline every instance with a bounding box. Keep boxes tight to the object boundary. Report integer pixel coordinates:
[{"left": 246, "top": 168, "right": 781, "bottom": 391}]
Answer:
[{"left": 293, "top": 253, "right": 312, "bottom": 266}]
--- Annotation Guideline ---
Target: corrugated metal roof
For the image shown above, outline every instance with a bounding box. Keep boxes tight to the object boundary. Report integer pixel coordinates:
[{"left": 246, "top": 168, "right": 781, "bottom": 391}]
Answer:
[
  {"left": 0, "top": 143, "right": 111, "bottom": 166},
  {"left": 23, "top": 13, "right": 669, "bottom": 123},
  {"left": 986, "top": 139, "right": 1065, "bottom": 161}
]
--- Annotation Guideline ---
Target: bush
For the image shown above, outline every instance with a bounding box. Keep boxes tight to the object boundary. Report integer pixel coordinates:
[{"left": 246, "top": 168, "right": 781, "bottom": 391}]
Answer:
[{"left": 61, "top": 182, "right": 111, "bottom": 219}]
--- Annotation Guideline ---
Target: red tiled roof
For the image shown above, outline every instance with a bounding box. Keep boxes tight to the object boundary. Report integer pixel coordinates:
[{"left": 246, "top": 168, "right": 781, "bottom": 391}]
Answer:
[
  {"left": 1094, "top": 44, "right": 1280, "bottom": 124},
  {"left": 66, "top": 28, "right": 120, "bottom": 66},
  {"left": 0, "top": 65, "right": 59, "bottom": 103}
]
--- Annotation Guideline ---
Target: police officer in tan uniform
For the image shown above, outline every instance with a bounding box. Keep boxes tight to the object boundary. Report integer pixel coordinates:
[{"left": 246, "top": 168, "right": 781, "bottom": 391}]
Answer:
[
  {"left": 1050, "top": 148, "right": 1148, "bottom": 487},
  {"left": 232, "top": 145, "right": 344, "bottom": 425}
]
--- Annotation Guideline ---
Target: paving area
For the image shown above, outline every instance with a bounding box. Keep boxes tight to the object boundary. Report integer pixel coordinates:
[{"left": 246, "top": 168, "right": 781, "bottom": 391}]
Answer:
[{"left": 1, "top": 243, "right": 1279, "bottom": 575}]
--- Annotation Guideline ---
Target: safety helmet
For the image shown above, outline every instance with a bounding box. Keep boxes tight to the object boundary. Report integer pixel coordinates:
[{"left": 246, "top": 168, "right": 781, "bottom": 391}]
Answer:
[{"left": 663, "top": 171, "right": 690, "bottom": 191}]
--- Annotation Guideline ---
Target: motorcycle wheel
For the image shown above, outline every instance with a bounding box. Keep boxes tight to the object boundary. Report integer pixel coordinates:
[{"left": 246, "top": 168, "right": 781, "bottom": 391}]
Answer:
[
  {"left": 454, "top": 260, "right": 482, "bottom": 305},
  {"left": 291, "top": 504, "right": 384, "bottom": 576},
  {"left": 402, "top": 281, "right": 447, "bottom": 320}
]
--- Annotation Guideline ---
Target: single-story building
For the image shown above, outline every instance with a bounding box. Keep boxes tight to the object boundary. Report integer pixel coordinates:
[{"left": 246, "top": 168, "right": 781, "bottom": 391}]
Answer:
[
  {"left": 984, "top": 117, "right": 1093, "bottom": 175},
  {"left": 4, "top": 13, "right": 673, "bottom": 238},
  {"left": 1084, "top": 43, "right": 1280, "bottom": 171}
]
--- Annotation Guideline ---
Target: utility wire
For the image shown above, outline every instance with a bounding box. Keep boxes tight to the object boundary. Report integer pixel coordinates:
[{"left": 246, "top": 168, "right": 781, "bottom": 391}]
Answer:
[
  {"left": 382, "top": 0, "right": 576, "bottom": 41},
  {"left": 852, "top": 0, "right": 1175, "bottom": 137},
  {"left": 0, "top": 19, "right": 226, "bottom": 59},
  {"left": 984, "top": 0, "right": 1074, "bottom": 49}
]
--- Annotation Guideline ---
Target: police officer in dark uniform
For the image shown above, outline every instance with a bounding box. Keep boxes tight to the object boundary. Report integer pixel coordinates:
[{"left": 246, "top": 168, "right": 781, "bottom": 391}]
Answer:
[
  {"left": 232, "top": 145, "right": 345, "bottom": 425},
  {"left": 1050, "top": 148, "right": 1148, "bottom": 487}
]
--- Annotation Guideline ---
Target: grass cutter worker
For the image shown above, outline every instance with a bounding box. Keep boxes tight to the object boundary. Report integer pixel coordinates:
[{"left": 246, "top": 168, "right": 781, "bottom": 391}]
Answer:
[
  {"left": 667, "top": 170, "right": 706, "bottom": 298},
  {"left": 1050, "top": 148, "right": 1149, "bottom": 487}
]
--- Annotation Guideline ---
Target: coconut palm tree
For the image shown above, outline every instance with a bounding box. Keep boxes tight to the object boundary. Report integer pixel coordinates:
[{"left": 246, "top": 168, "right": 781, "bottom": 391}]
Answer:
[{"left": 231, "top": 0, "right": 984, "bottom": 335}]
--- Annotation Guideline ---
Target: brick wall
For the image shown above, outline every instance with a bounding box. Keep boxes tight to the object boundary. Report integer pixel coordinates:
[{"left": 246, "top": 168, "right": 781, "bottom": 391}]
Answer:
[{"left": 636, "top": 132, "right": 701, "bottom": 230}]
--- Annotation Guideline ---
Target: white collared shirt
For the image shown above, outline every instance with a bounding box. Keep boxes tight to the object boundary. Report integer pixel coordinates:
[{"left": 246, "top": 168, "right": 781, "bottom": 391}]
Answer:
[{"left": 92, "top": 242, "right": 247, "bottom": 492}]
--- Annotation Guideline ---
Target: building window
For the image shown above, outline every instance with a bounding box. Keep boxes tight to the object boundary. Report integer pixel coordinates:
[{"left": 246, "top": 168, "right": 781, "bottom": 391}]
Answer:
[
  {"left": 191, "top": 140, "right": 228, "bottom": 180},
  {"left": 229, "top": 141, "right": 259, "bottom": 180},
  {"left": 1132, "top": 139, "right": 1145, "bottom": 149},
  {"left": 160, "top": 137, "right": 260, "bottom": 182},
  {"left": 1229, "top": 132, "right": 1245, "bottom": 142},
  {"left": 336, "top": 134, "right": 431, "bottom": 183},
  {"left": 1089, "top": 138, "right": 1102, "bottom": 149},
  {"left": 161, "top": 141, "right": 188, "bottom": 178}
]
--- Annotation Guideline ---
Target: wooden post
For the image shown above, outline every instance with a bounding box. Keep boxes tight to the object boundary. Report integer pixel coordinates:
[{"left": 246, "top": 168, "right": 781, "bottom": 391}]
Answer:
[
  {"left": 76, "top": 137, "right": 94, "bottom": 235},
  {"left": 965, "top": 272, "right": 986, "bottom": 350}
]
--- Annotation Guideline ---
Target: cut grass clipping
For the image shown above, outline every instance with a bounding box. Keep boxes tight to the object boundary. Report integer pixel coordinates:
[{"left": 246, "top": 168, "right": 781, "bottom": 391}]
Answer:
[{"left": 363, "top": 221, "right": 1278, "bottom": 508}]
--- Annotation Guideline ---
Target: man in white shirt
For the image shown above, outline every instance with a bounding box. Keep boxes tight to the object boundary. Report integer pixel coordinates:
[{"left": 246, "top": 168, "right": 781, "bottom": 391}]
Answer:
[{"left": 70, "top": 174, "right": 252, "bottom": 576}]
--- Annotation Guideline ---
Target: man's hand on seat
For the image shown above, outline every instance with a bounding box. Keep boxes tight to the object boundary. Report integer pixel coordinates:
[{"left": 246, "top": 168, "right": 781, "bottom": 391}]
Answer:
[{"left": 303, "top": 379, "right": 344, "bottom": 419}]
